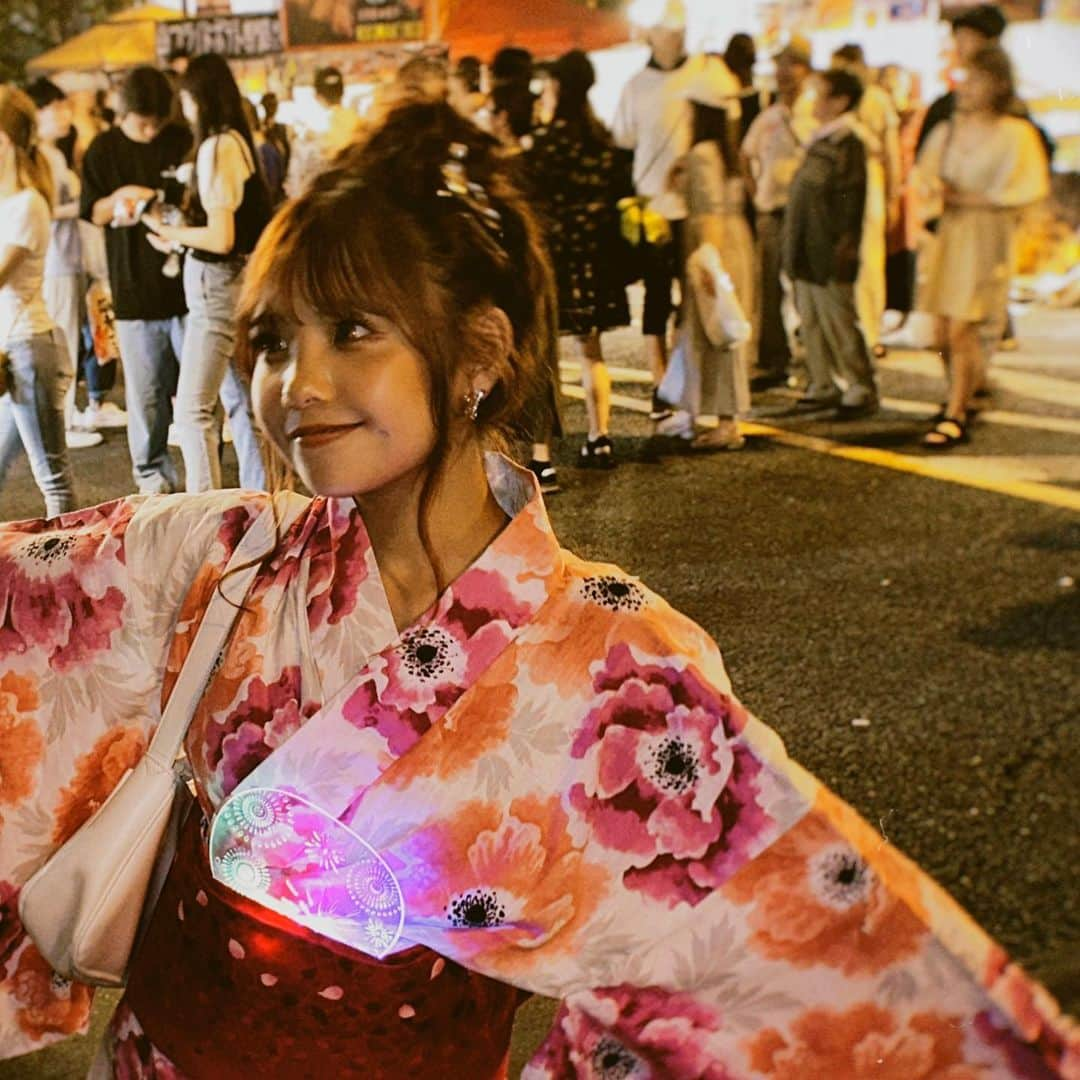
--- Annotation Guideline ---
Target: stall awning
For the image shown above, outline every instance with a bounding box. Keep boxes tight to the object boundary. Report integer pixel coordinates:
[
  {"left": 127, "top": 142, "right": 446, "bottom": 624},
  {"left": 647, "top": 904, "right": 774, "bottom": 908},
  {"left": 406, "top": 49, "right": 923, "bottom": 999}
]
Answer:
[
  {"left": 441, "top": 0, "right": 630, "bottom": 60},
  {"left": 27, "top": 5, "right": 183, "bottom": 76}
]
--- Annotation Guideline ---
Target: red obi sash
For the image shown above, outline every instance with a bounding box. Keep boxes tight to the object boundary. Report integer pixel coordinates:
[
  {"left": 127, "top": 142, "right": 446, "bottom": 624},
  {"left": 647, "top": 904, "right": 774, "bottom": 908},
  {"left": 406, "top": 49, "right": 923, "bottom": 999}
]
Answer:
[{"left": 125, "top": 810, "right": 524, "bottom": 1078}]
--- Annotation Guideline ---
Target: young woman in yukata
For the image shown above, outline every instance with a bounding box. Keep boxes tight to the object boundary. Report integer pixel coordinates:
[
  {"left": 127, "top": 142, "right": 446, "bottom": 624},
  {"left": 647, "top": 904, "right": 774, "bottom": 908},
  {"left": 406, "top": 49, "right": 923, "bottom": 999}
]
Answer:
[{"left": 0, "top": 102, "right": 1075, "bottom": 1078}]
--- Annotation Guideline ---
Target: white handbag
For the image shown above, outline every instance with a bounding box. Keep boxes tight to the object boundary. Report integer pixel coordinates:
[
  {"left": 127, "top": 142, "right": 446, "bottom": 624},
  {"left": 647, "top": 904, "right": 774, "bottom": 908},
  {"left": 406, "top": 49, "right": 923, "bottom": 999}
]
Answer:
[{"left": 18, "top": 502, "right": 281, "bottom": 988}]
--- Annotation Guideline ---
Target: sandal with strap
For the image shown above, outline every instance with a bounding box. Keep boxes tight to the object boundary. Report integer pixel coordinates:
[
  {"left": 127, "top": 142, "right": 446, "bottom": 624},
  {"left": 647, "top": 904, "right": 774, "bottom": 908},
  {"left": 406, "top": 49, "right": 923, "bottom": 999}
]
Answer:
[{"left": 922, "top": 416, "right": 969, "bottom": 449}]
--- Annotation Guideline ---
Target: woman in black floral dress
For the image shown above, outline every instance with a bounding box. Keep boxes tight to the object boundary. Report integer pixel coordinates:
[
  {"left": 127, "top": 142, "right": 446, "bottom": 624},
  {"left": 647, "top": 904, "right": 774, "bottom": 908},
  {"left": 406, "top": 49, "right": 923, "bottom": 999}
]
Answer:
[{"left": 527, "top": 51, "right": 632, "bottom": 469}]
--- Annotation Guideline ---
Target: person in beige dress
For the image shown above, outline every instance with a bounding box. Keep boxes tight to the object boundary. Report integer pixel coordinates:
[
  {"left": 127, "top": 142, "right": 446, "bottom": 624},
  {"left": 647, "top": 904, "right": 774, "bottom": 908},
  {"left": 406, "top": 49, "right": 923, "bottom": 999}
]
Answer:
[
  {"left": 663, "top": 98, "right": 755, "bottom": 451},
  {"left": 915, "top": 44, "right": 1048, "bottom": 448}
]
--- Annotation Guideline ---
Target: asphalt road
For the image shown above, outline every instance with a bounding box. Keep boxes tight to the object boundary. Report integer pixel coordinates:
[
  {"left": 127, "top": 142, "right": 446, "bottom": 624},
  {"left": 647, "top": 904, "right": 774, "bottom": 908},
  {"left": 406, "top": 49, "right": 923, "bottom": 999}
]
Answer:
[{"left": 1, "top": 310, "right": 1077, "bottom": 1077}]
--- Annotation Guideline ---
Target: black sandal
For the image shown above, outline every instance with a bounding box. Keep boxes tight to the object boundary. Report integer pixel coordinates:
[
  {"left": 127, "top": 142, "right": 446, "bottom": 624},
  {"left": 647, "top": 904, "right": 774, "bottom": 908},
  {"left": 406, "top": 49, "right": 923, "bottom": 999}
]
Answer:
[{"left": 922, "top": 416, "right": 969, "bottom": 449}]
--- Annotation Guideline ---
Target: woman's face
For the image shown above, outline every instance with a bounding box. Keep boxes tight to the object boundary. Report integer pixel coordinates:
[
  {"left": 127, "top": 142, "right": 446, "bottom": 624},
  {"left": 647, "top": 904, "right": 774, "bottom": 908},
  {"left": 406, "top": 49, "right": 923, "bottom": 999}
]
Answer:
[
  {"left": 250, "top": 298, "right": 444, "bottom": 498},
  {"left": 956, "top": 67, "right": 997, "bottom": 112},
  {"left": 179, "top": 89, "right": 198, "bottom": 128}
]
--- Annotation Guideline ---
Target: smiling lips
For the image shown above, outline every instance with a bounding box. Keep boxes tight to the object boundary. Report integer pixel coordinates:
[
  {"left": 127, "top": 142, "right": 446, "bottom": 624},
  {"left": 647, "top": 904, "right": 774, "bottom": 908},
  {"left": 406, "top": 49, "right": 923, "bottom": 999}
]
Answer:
[{"left": 288, "top": 422, "right": 364, "bottom": 447}]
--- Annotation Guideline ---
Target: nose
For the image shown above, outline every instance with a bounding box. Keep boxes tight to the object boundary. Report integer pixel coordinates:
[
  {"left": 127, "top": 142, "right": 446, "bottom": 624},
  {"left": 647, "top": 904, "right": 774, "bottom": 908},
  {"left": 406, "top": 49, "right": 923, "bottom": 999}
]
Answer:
[{"left": 281, "top": 327, "right": 334, "bottom": 410}]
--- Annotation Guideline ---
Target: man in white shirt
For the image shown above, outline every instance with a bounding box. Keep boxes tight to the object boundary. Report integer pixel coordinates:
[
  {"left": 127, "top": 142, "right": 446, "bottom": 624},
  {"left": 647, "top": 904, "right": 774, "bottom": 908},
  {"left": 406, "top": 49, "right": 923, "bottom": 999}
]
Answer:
[
  {"left": 740, "top": 36, "right": 818, "bottom": 390},
  {"left": 612, "top": 2, "right": 739, "bottom": 418},
  {"left": 285, "top": 67, "right": 363, "bottom": 199}
]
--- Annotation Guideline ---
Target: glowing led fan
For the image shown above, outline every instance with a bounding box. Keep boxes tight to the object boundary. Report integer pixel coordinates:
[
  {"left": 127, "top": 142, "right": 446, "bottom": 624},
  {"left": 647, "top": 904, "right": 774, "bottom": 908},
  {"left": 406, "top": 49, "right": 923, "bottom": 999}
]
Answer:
[{"left": 209, "top": 787, "right": 405, "bottom": 959}]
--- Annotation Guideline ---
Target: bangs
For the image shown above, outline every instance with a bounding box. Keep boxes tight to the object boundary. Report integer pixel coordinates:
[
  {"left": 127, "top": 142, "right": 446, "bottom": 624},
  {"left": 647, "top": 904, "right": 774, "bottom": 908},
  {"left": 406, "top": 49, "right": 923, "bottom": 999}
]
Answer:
[{"left": 237, "top": 190, "right": 428, "bottom": 366}]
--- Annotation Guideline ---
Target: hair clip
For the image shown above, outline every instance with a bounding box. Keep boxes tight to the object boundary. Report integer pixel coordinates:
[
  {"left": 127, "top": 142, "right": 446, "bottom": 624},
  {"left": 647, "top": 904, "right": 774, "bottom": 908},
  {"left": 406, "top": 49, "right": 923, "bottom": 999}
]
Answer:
[{"left": 437, "top": 142, "right": 504, "bottom": 239}]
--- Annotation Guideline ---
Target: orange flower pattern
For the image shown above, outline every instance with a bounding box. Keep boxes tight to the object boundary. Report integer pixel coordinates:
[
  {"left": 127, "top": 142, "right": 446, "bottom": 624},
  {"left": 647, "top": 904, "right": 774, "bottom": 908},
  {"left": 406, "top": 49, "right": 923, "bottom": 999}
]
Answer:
[
  {"left": 748, "top": 1003, "right": 983, "bottom": 1079},
  {"left": 50, "top": 726, "right": 147, "bottom": 846},
  {"left": 9, "top": 944, "right": 91, "bottom": 1043},
  {"left": 0, "top": 459, "right": 1074, "bottom": 1075},
  {"left": 723, "top": 811, "right": 929, "bottom": 976},
  {"left": 0, "top": 673, "right": 43, "bottom": 807}
]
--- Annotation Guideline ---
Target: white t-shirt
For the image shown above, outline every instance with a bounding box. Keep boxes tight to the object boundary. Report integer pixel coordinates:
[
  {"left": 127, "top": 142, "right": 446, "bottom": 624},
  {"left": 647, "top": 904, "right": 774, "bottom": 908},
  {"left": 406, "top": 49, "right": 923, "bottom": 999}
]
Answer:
[
  {"left": 197, "top": 131, "right": 256, "bottom": 213},
  {"left": 0, "top": 188, "right": 53, "bottom": 346},
  {"left": 613, "top": 54, "right": 740, "bottom": 221}
]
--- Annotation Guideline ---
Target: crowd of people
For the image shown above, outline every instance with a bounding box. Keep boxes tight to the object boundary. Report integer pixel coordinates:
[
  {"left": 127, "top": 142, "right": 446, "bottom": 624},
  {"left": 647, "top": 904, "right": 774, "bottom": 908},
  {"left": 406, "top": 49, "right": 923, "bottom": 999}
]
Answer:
[
  {"left": 0, "top": 4, "right": 1076, "bottom": 1077},
  {"left": 0, "top": 1, "right": 1055, "bottom": 514}
]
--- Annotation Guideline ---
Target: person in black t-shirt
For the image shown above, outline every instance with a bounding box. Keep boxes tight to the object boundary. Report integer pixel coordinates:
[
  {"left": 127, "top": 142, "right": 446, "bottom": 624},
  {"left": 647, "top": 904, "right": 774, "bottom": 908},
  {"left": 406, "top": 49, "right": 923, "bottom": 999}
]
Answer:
[{"left": 80, "top": 66, "right": 191, "bottom": 495}]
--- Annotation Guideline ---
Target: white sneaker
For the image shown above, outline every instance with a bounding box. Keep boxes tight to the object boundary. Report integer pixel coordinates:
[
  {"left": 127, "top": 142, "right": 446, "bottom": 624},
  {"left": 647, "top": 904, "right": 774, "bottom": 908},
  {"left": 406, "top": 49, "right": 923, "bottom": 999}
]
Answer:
[
  {"left": 654, "top": 409, "right": 695, "bottom": 440},
  {"left": 66, "top": 427, "right": 104, "bottom": 449},
  {"left": 83, "top": 400, "right": 128, "bottom": 429}
]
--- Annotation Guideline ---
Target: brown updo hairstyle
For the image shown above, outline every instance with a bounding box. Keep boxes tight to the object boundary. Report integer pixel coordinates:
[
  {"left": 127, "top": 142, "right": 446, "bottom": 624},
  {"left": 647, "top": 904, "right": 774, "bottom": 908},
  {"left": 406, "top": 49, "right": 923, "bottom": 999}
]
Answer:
[
  {"left": 0, "top": 86, "right": 55, "bottom": 208},
  {"left": 236, "top": 101, "right": 556, "bottom": 580},
  {"left": 968, "top": 44, "right": 1016, "bottom": 115}
]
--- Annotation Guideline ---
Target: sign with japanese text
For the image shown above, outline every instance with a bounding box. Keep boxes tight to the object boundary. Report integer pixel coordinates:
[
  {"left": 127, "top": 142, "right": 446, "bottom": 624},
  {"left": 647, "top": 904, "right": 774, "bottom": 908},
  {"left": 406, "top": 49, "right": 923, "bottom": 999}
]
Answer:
[
  {"left": 283, "top": 0, "right": 424, "bottom": 48},
  {"left": 156, "top": 15, "right": 284, "bottom": 61}
]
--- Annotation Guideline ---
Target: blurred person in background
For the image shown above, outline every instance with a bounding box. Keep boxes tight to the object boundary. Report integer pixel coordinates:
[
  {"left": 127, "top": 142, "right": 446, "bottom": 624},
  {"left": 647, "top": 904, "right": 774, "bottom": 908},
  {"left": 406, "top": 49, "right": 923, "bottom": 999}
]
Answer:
[
  {"left": 831, "top": 43, "right": 901, "bottom": 362},
  {"left": 166, "top": 47, "right": 191, "bottom": 79},
  {"left": 662, "top": 88, "right": 754, "bottom": 451},
  {"left": 613, "top": 0, "right": 740, "bottom": 423},
  {"left": 527, "top": 50, "right": 632, "bottom": 470},
  {"left": 490, "top": 46, "right": 534, "bottom": 95},
  {"left": 145, "top": 53, "right": 270, "bottom": 493},
  {"left": 448, "top": 56, "right": 488, "bottom": 126},
  {"left": 395, "top": 55, "right": 449, "bottom": 105},
  {"left": 740, "top": 35, "right": 817, "bottom": 392},
  {"left": 783, "top": 69, "right": 878, "bottom": 418},
  {"left": 918, "top": 3, "right": 1006, "bottom": 152},
  {"left": 285, "top": 66, "right": 363, "bottom": 199},
  {"left": 26, "top": 78, "right": 119, "bottom": 448},
  {"left": 244, "top": 98, "right": 285, "bottom": 206},
  {"left": 260, "top": 92, "right": 291, "bottom": 180},
  {"left": 880, "top": 64, "right": 926, "bottom": 326},
  {"left": 80, "top": 65, "right": 190, "bottom": 495},
  {"left": 914, "top": 45, "right": 1048, "bottom": 449},
  {"left": 489, "top": 49, "right": 563, "bottom": 492},
  {"left": 723, "top": 32, "right": 762, "bottom": 144},
  {"left": 916, "top": 2, "right": 1051, "bottom": 360},
  {"left": 0, "top": 86, "right": 77, "bottom": 517}
]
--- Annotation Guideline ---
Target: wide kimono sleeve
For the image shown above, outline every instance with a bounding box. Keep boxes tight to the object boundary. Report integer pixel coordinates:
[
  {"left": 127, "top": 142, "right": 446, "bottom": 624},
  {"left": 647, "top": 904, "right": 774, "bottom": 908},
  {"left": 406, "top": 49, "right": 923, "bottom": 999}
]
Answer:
[
  {"left": 0, "top": 492, "right": 268, "bottom": 1059},
  {"left": 513, "top": 582, "right": 1078, "bottom": 1078}
]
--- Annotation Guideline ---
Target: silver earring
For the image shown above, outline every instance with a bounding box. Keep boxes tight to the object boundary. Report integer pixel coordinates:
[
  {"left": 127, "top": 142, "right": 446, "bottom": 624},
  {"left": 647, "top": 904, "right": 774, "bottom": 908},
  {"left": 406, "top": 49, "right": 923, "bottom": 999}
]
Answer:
[{"left": 465, "top": 388, "right": 486, "bottom": 422}]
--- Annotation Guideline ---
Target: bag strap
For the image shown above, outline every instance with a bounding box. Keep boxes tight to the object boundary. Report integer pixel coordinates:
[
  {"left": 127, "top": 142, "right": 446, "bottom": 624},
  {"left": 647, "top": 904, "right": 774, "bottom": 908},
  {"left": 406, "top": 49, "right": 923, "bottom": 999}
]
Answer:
[{"left": 144, "top": 499, "right": 281, "bottom": 770}]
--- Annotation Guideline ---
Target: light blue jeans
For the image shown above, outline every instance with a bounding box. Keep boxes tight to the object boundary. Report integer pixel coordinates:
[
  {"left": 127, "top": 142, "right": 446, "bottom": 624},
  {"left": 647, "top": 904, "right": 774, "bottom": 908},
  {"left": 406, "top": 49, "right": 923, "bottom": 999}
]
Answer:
[
  {"left": 174, "top": 257, "right": 266, "bottom": 492},
  {"left": 0, "top": 329, "right": 76, "bottom": 518},
  {"left": 114, "top": 317, "right": 184, "bottom": 495}
]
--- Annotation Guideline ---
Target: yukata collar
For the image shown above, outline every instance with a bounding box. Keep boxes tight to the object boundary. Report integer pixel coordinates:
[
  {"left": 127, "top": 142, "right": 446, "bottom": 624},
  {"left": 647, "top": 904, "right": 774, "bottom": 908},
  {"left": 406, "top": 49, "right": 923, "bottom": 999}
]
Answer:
[
  {"left": 411, "top": 451, "right": 565, "bottom": 636},
  {"left": 325, "top": 451, "right": 565, "bottom": 652}
]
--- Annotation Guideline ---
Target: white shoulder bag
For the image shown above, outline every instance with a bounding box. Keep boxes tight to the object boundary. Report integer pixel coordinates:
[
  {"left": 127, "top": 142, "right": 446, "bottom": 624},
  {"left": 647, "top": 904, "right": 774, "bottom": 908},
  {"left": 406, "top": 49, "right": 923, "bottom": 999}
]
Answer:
[{"left": 19, "top": 501, "right": 283, "bottom": 988}]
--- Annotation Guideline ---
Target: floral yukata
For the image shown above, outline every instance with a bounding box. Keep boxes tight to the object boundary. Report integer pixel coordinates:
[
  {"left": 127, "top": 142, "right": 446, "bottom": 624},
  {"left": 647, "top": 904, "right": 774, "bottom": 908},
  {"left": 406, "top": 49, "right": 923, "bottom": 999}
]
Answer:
[{"left": 0, "top": 455, "right": 1077, "bottom": 1078}]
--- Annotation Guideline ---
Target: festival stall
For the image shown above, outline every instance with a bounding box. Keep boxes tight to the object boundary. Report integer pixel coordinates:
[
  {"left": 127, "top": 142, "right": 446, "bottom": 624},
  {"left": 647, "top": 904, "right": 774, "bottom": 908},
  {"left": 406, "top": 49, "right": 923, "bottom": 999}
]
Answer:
[{"left": 26, "top": 5, "right": 183, "bottom": 76}]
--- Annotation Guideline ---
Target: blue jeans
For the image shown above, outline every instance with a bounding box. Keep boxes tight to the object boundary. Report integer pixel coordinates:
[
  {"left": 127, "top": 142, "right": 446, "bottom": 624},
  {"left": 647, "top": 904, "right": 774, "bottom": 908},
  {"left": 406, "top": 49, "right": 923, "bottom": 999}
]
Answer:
[
  {"left": 0, "top": 329, "right": 76, "bottom": 518},
  {"left": 174, "top": 257, "right": 266, "bottom": 492},
  {"left": 115, "top": 317, "right": 183, "bottom": 495}
]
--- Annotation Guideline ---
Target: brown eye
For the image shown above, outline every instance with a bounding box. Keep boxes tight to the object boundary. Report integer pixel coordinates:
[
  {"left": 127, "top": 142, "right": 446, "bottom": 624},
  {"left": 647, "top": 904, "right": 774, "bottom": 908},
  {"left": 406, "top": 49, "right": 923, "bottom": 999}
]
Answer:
[
  {"left": 332, "top": 319, "right": 373, "bottom": 347},
  {"left": 250, "top": 331, "right": 287, "bottom": 363}
]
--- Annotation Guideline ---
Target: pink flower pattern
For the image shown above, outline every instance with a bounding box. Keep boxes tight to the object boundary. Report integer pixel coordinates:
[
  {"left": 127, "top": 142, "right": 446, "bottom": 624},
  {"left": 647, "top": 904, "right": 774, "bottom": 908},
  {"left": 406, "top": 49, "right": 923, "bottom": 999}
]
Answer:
[
  {"left": 538, "top": 987, "right": 735, "bottom": 1079},
  {"left": 0, "top": 499, "right": 132, "bottom": 671},
  {"left": 568, "top": 643, "right": 780, "bottom": 906}
]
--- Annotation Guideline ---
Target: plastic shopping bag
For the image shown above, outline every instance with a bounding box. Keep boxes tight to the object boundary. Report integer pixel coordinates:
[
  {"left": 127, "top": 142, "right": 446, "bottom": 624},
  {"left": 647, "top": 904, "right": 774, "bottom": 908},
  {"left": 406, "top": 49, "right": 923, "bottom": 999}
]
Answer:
[{"left": 688, "top": 243, "right": 751, "bottom": 348}]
